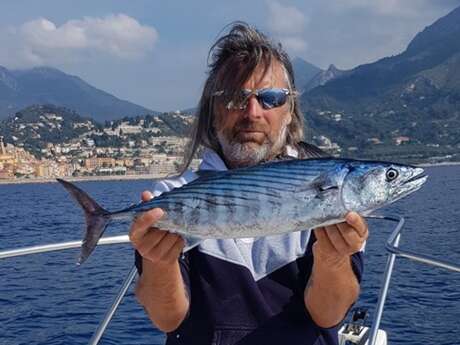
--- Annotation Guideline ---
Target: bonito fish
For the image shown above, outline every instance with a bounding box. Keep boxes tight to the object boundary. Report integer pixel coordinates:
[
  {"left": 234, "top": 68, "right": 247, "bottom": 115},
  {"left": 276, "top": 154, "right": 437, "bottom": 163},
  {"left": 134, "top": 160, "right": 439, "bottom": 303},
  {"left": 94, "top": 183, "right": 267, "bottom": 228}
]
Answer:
[{"left": 58, "top": 158, "right": 427, "bottom": 264}]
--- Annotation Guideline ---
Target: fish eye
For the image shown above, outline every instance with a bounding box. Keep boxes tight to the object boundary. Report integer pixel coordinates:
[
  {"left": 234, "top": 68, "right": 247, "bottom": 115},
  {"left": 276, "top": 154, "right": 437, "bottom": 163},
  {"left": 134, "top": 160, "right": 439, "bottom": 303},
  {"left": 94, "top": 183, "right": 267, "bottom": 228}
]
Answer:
[{"left": 386, "top": 168, "right": 399, "bottom": 181}]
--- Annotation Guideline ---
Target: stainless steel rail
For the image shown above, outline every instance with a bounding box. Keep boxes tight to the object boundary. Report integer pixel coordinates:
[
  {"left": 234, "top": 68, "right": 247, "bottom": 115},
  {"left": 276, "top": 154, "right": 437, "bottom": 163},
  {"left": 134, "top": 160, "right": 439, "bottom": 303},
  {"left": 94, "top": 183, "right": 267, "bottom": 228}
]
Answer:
[
  {"left": 0, "top": 234, "right": 134, "bottom": 345},
  {"left": 88, "top": 265, "right": 138, "bottom": 345},
  {"left": 0, "top": 235, "right": 130, "bottom": 260},
  {"left": 366, "top": 215, "right": 460, "bottom": 345},
  {"left": 2, "top": 216, "right": 459, "bottom": 345}
]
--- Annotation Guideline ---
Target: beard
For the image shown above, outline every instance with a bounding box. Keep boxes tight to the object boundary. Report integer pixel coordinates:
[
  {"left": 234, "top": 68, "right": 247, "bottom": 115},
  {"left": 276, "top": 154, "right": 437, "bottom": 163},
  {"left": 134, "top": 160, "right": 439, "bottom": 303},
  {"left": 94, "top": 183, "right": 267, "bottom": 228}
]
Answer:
[{"left": 217, "top": 118, "right": 289, "bottom": 168}]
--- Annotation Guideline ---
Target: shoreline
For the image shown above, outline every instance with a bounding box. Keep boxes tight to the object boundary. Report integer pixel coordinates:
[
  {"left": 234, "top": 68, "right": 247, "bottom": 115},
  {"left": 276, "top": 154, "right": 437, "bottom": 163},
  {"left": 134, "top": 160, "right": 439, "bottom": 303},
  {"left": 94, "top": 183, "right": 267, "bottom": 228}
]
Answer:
[
  {"left": 1, "top": 161, "right": 460, "bottom": 186},
  {"left": 417, "top": 161, "right": 460, "bottom": 167},
  {"left": 0, "top": 173, "right": 169, "bottom": 185}
]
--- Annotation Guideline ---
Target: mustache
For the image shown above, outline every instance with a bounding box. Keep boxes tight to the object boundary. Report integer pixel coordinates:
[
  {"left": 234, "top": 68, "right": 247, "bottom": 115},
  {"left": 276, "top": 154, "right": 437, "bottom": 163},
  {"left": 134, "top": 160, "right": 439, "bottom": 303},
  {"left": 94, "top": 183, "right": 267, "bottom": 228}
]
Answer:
[{"left": 233, "top": 119, "right": 268, "bottom": 133}]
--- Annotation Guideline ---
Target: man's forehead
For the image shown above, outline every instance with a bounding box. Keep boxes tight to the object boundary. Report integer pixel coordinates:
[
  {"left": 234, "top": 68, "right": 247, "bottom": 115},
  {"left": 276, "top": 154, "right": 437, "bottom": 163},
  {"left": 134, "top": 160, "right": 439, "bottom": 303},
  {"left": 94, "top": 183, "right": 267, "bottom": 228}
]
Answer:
[{"left": 245, "top": 62, "right": 287, "bottom": 87}]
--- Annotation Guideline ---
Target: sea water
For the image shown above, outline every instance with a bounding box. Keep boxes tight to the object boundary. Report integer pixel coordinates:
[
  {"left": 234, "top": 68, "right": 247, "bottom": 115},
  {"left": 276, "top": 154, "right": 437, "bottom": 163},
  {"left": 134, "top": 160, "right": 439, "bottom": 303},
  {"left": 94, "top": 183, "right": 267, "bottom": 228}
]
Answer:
[{"left": 0, "top": 166, "right": 459, "bottom": 345}]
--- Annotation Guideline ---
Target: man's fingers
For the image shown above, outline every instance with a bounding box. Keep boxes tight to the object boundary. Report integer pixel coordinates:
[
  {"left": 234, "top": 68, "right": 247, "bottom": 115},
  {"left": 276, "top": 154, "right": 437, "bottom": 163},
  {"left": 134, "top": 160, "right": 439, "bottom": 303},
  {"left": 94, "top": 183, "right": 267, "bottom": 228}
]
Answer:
[
  {"left": 131, "top": 189, "right": 156, "bottom": 242},
  {"left": 130, "top": 190, "right": 183, "bottom": 264},
  {"left": 135, "top": 228, "right": 168, "bottom": 254},
  {"left": 336, "top": 222, "right": 363, "bottom": 252},
  {"left": 324, "top": 225, "right": 349, "bottom": 254},
  {"left": 345, "top": 212, "right": 368, "bottom": 238},
  {"left": 129, "top": 208, "right": 164, "bottom": 243},
  {"left": 314, "top": 227, "right": 337, "bottom": 254},
  {"left": 141, "top": 190, "right": 153, "bottom": 202},
  {"left": 146, "top": 233, "right": 182, "bottom": 263},
  {"left": 313, "top": 214, "right": 369, "bottom": 261},
  {"left": 164, "top": 236, "right": 186, "bottom": 264}
]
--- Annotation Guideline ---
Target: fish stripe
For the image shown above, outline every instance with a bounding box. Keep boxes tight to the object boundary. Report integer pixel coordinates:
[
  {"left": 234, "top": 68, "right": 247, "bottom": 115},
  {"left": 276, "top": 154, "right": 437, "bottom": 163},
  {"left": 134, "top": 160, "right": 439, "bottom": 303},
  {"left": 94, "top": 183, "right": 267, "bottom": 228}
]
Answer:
[
  {"left": 174, "top": 178, "right": 294, "bottom": 193},
  {"left": 193, "top": 168, "right": 329, "bottom": 182},
  {"left": 163, "top": 191, "right": 266, "bottom": 203},
  {"left": 190, "top": 173, "right": 308, "bottom": 185},
  {"left": 195, "top": 175, "right": 302, "bottom": 188},
  {"left": 189, "top": 175, "right": 309, "bottom": 189},
  {"left": 162, "top": 196, "right": 250, "bottom": 209},
  {"left": 164, "top": 185, "right": 283, "bottom": 199}
]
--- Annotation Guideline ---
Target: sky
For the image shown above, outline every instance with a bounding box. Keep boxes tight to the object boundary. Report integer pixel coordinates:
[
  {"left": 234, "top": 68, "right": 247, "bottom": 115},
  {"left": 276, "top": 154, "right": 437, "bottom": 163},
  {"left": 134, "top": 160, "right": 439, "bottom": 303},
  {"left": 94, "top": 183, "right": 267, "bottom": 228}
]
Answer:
[{"left": 0, "top": 0, "right": 459, "bottom": 112}]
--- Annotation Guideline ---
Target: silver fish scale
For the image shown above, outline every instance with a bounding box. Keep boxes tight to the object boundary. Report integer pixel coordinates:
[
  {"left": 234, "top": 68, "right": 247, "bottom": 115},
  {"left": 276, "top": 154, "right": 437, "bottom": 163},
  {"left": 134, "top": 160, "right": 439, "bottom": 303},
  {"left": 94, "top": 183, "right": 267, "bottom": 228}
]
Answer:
[
  {"left": 153, "top": 159, "right": 347, "bottom": 238},
  {"left": 55, "top": 157, "right": 427, "bottom": 264},
  {"left": 54, "top": 159, "right": 428, "bottom": 264}
]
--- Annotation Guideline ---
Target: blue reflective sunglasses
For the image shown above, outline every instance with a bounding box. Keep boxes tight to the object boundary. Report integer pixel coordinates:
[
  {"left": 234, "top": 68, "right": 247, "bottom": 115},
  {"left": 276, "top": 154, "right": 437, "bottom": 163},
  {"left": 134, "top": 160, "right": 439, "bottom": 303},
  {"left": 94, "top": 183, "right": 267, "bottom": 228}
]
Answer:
[{"left": 213, "top": 88, "right": 296, "bottom": 110}]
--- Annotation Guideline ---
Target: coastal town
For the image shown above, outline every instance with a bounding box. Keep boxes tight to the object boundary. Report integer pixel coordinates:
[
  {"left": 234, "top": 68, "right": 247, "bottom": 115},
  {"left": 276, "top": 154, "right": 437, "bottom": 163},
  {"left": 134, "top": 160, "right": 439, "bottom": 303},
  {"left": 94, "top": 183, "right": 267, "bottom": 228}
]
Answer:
[
  {"left": 0, "top": 106, "right": 203, "bottom": 182},
  {"left": 0, "top": 110, "right": 458, "bottom": 184},
  {"left": 0, "top": 134, "right": 203, "bottom": 182},
  {"left": 0, "top": 100, "right": 459, "bottom": 184},
  {"left": 0, "top": 106, "right": 347, "bottom": 183}
]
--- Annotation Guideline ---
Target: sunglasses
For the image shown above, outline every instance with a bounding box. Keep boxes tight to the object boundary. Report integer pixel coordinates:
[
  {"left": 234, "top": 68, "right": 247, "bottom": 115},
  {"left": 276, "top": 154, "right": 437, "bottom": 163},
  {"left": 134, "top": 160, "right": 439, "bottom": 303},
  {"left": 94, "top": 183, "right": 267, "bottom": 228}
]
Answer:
[{"left": 213, "top": 88, "right": 296, "bottom": 110}]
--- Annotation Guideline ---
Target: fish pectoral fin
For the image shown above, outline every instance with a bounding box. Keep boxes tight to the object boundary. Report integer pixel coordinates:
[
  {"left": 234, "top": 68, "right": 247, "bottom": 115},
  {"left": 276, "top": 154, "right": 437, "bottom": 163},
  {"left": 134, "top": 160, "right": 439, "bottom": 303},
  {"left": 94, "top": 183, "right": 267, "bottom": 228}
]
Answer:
[
  {"left": 294, "top": 174, "right": 339, "bottom": 194},
  {"left": 292, "top": 169, "right": 345, "bottom": 200},
  {"left": 316, "top": 181, "right": 339, "bottom": 192},
  {"left": 290, "top": 181, "right": 336, "bottom": 203},
  {"left": 314, "top": 176, "right": 340, "bottom": 200},
  {"left": 314, "top": 182, "right": 339, "bottom": 200},
  {"left": 313, "top": 166, "right": 350, "bottom": 193}
]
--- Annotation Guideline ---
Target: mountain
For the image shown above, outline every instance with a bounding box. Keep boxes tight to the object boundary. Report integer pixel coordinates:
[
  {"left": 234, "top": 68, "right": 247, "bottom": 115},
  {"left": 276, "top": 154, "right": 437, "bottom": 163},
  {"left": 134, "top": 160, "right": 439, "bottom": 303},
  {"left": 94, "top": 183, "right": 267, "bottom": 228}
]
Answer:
[
  {"left": 291, "top": 57, "right": 322, "bottom": 92},
  {"left": 304, "top": 64, "right": 347, "bottom": 92},
  {"left": 0, "top": 104, "right": 100, "bottom": 156},
  {"left": 0, "top": 104, "right": 192, "bottom": 157},
  {"left": 179, "top": 107, "right": 197, "bottom": 115},
  {"left": 0, "top": 66, "right": 155, "bottom": 122},
  {"left": 301, "top": 5, "right": 460, "bottom": 162}
]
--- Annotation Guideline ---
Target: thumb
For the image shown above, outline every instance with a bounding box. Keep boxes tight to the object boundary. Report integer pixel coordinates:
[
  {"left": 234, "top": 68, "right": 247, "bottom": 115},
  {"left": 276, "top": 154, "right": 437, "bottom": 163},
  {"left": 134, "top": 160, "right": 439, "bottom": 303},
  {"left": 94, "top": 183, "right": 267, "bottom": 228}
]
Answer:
[{"left": 141, "top": 190, "right": 153, "bottom": 202}]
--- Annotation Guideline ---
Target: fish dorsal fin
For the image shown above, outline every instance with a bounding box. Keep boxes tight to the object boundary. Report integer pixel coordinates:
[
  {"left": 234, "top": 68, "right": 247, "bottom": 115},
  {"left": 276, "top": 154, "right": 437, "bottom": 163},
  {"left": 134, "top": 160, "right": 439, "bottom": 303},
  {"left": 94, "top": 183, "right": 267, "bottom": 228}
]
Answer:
[
  {"left": 195, "top": 169, "right": 220, "bottom": 179},
  {"left": 181, "top": 169, "right": 225, "bottom": 187},
  {"left": 298, "top": 142, "right": 332, "bottom": 158}
]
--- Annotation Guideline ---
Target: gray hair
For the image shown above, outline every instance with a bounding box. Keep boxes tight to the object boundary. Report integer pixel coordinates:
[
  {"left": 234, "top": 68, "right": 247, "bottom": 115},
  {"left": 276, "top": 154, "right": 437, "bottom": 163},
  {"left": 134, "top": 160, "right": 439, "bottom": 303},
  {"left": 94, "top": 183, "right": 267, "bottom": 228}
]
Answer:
[{"left": 181, "top": 21, "right": 304, "bottom": 171}]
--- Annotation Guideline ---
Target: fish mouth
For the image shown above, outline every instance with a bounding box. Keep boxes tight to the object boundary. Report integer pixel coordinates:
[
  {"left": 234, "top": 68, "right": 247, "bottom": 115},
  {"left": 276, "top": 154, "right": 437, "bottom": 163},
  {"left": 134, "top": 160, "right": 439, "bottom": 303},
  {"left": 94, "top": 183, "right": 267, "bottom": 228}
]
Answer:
[
  {"left": 402, "top": 167, "right": 428, "bottom": 190},
  {"left": 389, "top": 167, "right": 427, "bottom": 204},
  {"left": 403, "top": 168, "right": 427, "bottom": 185}
]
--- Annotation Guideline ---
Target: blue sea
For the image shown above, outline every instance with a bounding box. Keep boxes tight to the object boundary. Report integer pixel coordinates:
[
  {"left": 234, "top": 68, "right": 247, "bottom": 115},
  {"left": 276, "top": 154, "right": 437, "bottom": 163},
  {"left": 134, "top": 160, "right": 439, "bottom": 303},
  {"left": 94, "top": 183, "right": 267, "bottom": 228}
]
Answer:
[{"left": 0, "top": 165, "right": 459, "bottom": 345}]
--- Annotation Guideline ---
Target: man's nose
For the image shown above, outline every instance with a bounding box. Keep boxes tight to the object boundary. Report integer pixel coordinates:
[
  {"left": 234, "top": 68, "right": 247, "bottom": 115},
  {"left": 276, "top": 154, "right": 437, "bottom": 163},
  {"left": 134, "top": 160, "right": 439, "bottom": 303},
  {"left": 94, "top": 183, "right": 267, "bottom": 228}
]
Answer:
[{"left": 244, "top": 95, "right": 263, "bottom": 119}]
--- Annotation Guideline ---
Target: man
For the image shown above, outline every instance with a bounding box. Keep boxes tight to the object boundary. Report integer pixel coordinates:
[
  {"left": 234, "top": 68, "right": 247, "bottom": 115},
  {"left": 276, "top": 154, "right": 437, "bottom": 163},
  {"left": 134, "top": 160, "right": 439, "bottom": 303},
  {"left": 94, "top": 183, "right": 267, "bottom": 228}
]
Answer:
[{"left": 130, "top": 22, "right": 368, "bottom": 345}]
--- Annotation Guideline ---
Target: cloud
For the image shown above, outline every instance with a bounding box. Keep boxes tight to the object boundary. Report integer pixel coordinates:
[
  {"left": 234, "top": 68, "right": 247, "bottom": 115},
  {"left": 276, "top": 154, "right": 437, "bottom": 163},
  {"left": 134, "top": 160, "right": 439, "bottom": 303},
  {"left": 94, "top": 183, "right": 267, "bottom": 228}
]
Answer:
[
  {"left": 271, "top": 0, "right": 460, "bottom": 69},
  {"left": 267, "top": 0, "right": 307, "bottom": 34},
  {"left": 279, "top": 36, "right": 308, "bottom": 52},
  {"left": 266, "top": 1, "right": 308, "bottom": 54},
  {"left": 329, "top": 0, "right": 458, "bottom": 18},
  {"left": 0, "top": 14, "right": 158, "bottom": 68},
  {"left": 333, "top": 0, "right": 406, "bottom": 15}
]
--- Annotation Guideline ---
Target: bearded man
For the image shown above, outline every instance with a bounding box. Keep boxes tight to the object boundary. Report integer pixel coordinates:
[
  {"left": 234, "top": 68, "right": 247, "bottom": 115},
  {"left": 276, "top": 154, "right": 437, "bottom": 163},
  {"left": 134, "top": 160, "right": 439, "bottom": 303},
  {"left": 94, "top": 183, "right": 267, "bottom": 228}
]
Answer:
[{"left": 130, "top": 22, "right": 368, "bottom": 345}]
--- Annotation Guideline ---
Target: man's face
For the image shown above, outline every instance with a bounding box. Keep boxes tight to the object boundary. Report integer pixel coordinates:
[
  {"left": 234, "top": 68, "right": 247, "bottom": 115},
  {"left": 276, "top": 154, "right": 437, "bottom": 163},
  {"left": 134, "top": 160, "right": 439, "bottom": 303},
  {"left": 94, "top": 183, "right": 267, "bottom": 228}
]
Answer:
[{"left": 214, "top": 62, "right": 292, "bottom": 168}]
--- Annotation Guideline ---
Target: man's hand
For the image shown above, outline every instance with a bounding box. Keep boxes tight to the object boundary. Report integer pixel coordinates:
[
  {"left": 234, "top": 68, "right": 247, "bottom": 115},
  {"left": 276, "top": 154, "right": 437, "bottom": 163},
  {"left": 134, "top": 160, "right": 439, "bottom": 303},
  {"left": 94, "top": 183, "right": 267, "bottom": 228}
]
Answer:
[
  {"left": 129, "top": 191, "right": 185, "bottom": 265},
  {"left": 305, "top": 212, "right": 368, "bottom": 328},
  {"left": 131, "top": 191, "right": 189, "bottom": 333},
  {"left": 313, "top": 212, "right": 368, "bottom": 269}
]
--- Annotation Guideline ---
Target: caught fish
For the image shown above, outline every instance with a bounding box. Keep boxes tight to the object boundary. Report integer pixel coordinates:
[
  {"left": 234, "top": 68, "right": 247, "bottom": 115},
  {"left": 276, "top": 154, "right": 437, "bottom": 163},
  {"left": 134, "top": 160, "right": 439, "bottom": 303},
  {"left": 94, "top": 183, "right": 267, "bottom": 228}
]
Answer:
[{"left": 57, "top": 158, "right": 427, "bottom": 264}]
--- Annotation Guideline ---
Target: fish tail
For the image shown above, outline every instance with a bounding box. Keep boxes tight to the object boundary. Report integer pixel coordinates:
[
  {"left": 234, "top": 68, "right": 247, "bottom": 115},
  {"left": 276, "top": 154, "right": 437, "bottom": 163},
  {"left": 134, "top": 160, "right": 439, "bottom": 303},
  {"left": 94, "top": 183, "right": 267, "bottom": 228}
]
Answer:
[{"left": 56, "top": 179, "right": 112, "bottom": 265}]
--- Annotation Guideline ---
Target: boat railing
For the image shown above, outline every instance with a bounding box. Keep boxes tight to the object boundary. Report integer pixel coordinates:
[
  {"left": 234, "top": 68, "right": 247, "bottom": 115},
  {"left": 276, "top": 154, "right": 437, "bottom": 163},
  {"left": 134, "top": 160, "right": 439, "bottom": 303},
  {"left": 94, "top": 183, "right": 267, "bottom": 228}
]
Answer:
[
  {"left": 0, "top": 234, "right": 136, "bottom": 344},
  {"left": 366, "top": 215, "right": 460, "bottom": 345},
  {"left": 0, "top": 215, "right": 459, "bottom": 345}
]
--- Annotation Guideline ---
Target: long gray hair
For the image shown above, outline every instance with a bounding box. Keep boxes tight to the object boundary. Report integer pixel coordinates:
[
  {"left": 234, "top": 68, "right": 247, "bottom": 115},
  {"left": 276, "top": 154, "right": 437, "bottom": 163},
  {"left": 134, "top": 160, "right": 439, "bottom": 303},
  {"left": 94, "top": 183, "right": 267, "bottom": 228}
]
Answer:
[{"left": 181, "top": 22, "right": 304, "bottom": 171}]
